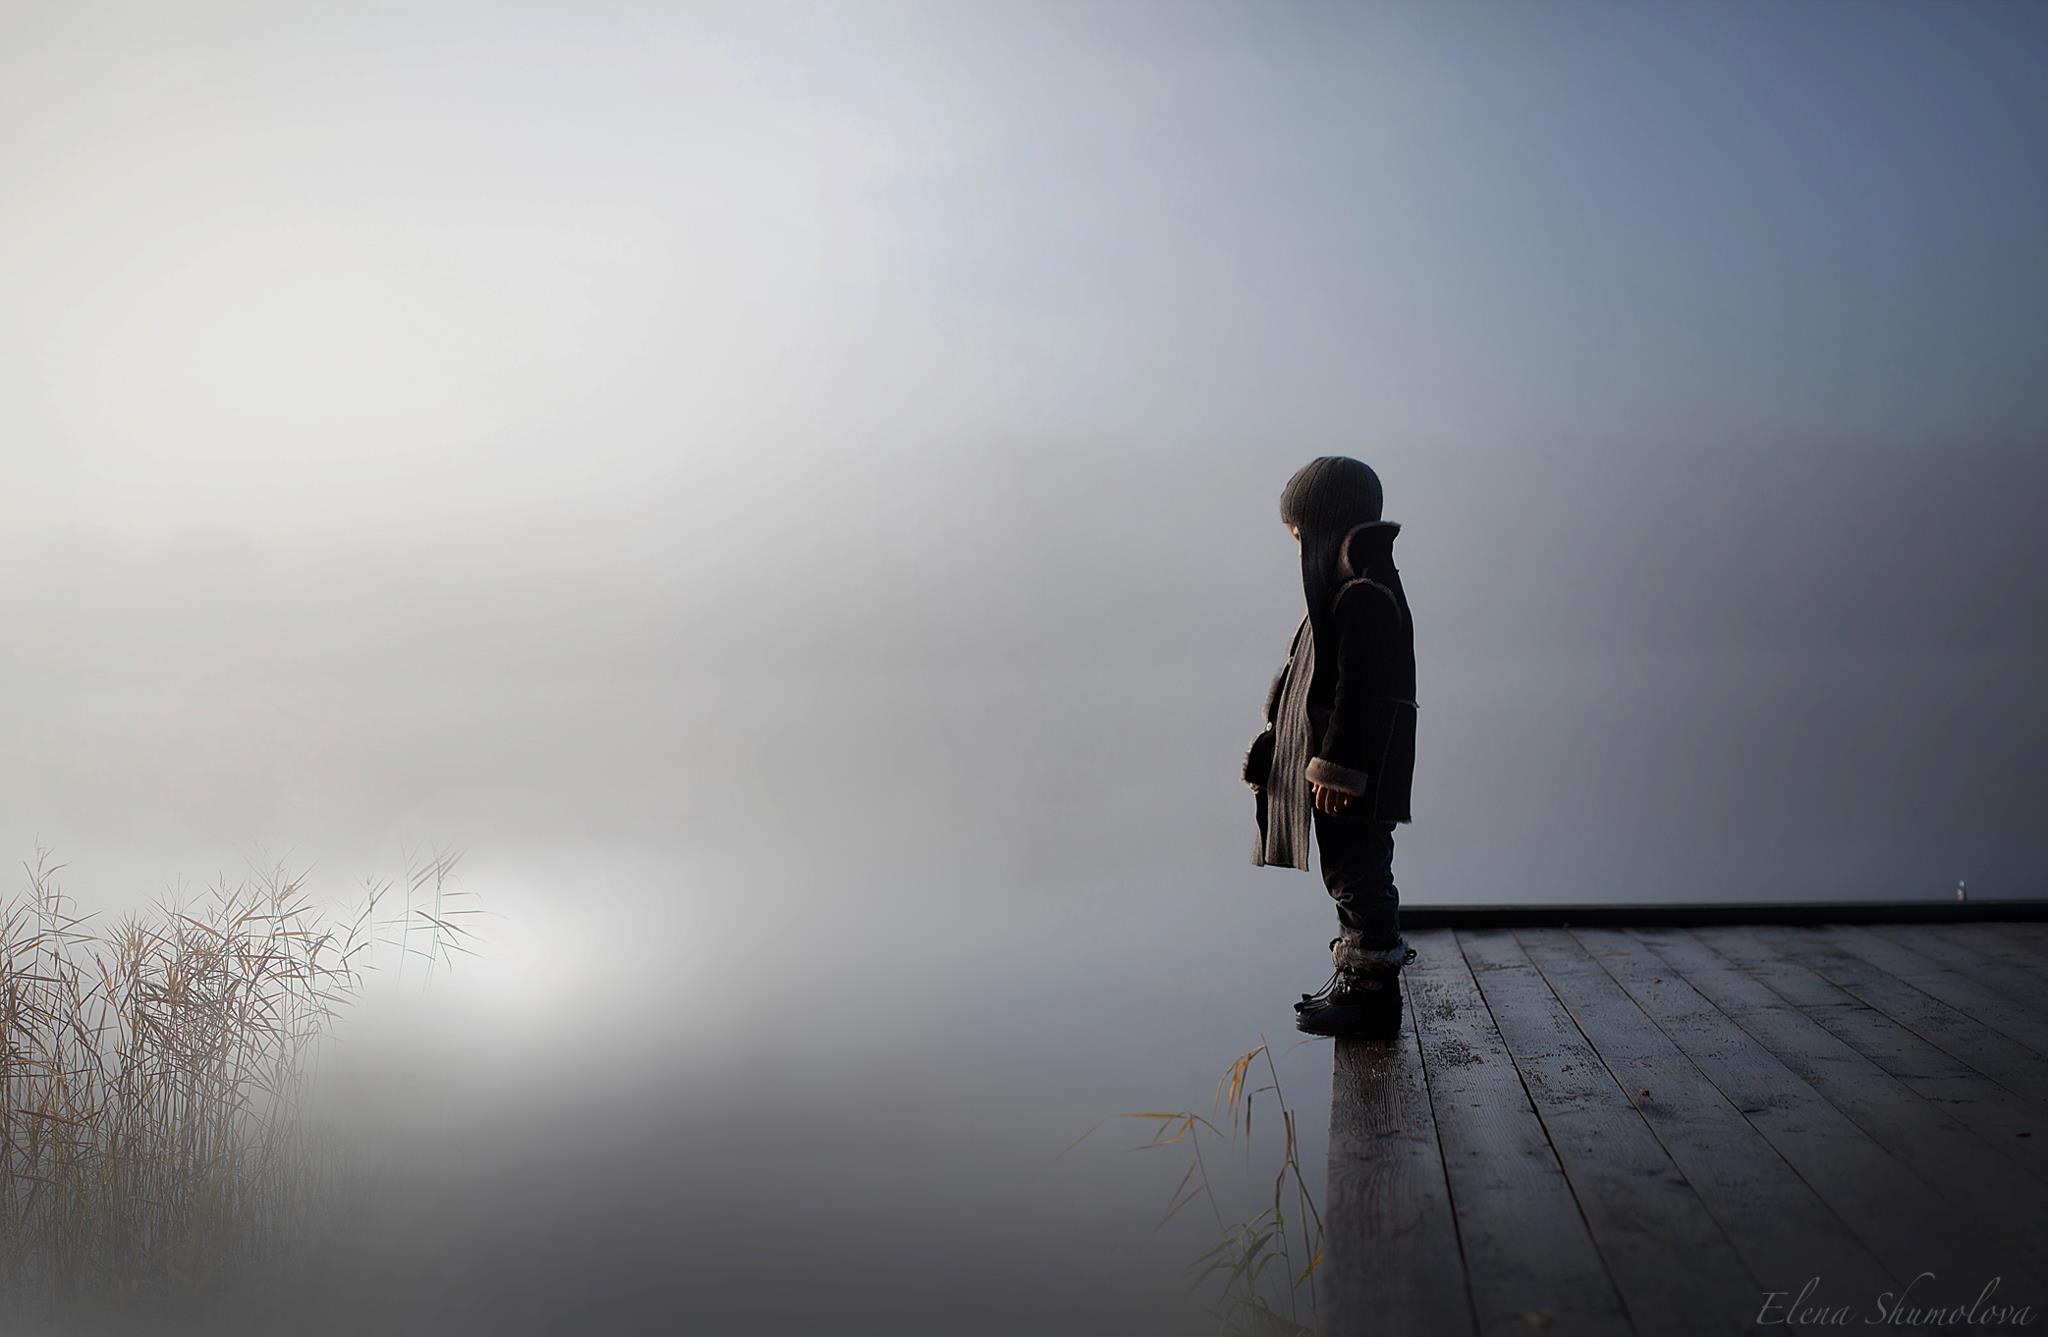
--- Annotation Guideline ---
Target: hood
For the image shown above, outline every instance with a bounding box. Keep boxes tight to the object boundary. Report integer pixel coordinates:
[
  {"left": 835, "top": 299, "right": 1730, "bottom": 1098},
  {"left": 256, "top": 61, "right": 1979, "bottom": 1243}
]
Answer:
[{"left": 1279, "top": 456, "right": 1384, "bottom": 655}]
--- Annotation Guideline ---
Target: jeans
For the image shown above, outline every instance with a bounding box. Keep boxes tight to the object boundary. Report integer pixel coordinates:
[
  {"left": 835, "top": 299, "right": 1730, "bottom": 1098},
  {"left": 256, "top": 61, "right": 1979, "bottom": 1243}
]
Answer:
[{"left": 1311, "top": 808, "right": 1402, "bottom": 952}]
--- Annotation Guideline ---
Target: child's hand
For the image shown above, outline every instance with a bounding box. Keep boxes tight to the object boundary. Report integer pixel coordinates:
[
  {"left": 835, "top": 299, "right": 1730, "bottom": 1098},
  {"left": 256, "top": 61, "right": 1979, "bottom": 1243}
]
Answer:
[{"left": 1312, "top": 782, "right": 1355, "bottom": 814}]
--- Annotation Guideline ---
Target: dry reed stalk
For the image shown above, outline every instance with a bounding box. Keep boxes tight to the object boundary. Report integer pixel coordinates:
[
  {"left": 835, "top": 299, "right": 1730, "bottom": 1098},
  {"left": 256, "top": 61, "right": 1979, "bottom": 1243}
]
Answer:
[
  {"left": 0, "top": 843, "right": 479, "bottom": 1323},
  {"left": 1088, "top": 1036, "right": 1323, "bottom": 1336}
]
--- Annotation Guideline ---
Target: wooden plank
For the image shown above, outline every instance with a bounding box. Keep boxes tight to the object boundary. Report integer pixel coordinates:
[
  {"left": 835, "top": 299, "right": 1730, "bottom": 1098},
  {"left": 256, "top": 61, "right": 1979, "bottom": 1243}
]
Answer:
[
  {"left": 1516, "top": 930, "right": 1898, "bottom": 1301},
  {"left": 1319, "top": 968, "right": 1477, "bottom": 1337},
  {"left": 1554, "top": 928, "right": 2038, "bottom": 1301},
  {"left": 1996, "top": 920, "right": 2048, "bottom": 964},
  {"left": 1455, "top": 928, "right": 1756, "bottom": 1337},
  {"left": 1827, "top": 925, "right": 2048, "bottom": 1058},
  {"left": 1694, "top": 927, "right": 2048, "bottom": 1184},
  {"left": 1690, "top": 927, "right": 1865, "bottom": 1010},
  {"left": 1923, "top": 922, "right": 2048, "bottom": 974},
  {"left": 1627, "top": 925, "right": 2048, "bottom": 1269},
  {"left": 1870, "top": 923, "right": 2048, "bottom": 1020},
  {"left": 1403, "top": 930, "right": 1631, "bottom": 1336},
  {"left": 1745, "top": 925, "right": 2048, "bottom": 1106}
]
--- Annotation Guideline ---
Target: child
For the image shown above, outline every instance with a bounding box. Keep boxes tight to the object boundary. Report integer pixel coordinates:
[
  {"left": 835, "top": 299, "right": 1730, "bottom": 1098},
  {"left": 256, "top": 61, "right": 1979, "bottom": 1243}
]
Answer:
[{"left": 1241, "top": 456, "right": 1419, "bottom": 1040}]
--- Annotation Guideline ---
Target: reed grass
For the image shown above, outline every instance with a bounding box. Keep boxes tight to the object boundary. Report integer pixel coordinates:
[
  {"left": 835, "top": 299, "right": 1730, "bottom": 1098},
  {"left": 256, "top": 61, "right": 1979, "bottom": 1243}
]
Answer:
[
  {"left": 1109, "top": 1037, "right": 1324, "bottom": 1336},
  {"left": 0, "top": 843, "right": 478, "bottom": 1325}
]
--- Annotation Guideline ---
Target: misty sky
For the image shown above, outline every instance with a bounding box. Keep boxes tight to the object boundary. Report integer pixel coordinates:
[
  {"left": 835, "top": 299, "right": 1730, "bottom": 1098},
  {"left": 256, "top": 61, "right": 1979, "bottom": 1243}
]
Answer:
[{"left": 5, "top": 0, "right": 2047, "bottom": 919}]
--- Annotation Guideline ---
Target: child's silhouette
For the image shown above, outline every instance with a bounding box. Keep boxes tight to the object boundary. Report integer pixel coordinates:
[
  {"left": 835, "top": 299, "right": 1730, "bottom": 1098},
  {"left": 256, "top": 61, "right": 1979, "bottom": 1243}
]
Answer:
[{"left": 1242, "top": 456, "right": 1419, "bottom": 1039}]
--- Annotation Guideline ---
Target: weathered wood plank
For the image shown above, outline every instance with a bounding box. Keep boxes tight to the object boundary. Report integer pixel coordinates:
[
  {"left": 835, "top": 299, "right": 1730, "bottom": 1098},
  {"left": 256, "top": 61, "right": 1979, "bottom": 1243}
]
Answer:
[
  {"left": 1827, "top": 925, "right": 2048, "bottom": 1058},
  {"left": 1554, "top": 927, "right": 2037, "bottom": 1307},
  {"left": 1403, "top": 930, "right": 1631, "bottom": 1337},
  {"left": 1626, "top": 925, "right": 2048, "bottom": 1272},
  {"left": 1517, "top": 930, "right": 1897, "bottom": 1301},
  {"left": 1319, "top": 968, "right": 1477, "bottom": 1337},
  {"left": 1869, "top": 923, "right": 2048, "bottom": 1022},
  {"left": 1745, "top": 925, "right": 2048, "bottom": 1106},
  {"left": 1456, "top": 928, "right": 1756, "bottom": 1337},
  {"left": 1993, "top": 920, "right": 2048, "bottom": 965},
  {"left": 1922, "top": 922, "right": 2048, "bottom": 975},
  {"left": 1694, "top": 927, "right": 2048, "bottom": 1184}
]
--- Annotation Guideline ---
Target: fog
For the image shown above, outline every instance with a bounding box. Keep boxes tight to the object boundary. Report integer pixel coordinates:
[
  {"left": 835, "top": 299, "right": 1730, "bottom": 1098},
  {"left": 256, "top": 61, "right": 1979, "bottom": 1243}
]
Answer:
[{"left": 4, "top": 2, "right": 2046, "bottom": 1332}]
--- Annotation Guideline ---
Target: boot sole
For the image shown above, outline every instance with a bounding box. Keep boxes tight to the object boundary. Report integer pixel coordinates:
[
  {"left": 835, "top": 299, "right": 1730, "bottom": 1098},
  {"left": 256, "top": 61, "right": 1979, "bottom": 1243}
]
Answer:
[{"left": 1294, "top": 998, "right": 1404, "bottom": 1040}]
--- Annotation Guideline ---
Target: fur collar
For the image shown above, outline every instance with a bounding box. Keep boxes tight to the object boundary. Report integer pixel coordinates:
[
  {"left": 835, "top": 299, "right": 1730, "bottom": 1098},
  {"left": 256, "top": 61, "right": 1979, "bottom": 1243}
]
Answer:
[{"left": 1336, "top": 520, "right": 1401, "bottom": 582}]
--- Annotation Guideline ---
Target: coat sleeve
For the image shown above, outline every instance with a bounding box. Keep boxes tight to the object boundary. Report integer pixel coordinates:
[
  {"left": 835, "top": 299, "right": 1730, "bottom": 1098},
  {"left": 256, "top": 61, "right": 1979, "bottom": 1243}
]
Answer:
[{"left": 1304, "top": 583, "right": 1397, "bottom": 795}]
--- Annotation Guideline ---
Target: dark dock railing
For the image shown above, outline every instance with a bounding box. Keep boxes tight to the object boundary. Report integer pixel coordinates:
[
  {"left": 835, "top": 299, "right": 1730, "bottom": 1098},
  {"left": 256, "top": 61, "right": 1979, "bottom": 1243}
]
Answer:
[{"left": 1398, "top": 897, "right": 2048, "bottom": 928}]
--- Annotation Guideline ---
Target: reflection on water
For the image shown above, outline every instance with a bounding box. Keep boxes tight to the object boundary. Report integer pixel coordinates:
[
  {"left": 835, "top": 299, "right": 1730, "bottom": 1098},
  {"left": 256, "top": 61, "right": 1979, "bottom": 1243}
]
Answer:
[{"left": 3, "top": 834, "right": 1344, "bottom": 1337}]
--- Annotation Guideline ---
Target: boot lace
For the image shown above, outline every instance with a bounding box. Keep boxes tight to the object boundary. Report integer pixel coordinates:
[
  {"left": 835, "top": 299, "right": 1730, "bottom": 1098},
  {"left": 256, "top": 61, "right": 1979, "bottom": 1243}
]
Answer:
[{"left": 1300, "top": 969, "right": 1343, "bottom": 1004}]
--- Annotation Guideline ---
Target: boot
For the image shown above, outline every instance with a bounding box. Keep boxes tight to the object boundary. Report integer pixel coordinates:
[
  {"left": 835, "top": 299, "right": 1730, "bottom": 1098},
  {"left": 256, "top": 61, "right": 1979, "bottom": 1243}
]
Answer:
[
  {"left": 1294, "top": 940, "right": 1416, "bottom": 1040},
  {"left": 1294, "top": 966, "right": 1404, "bottom": 1038},
  {"left": 1294, "top": 938, "right": 1415, "bottom": 1009}
]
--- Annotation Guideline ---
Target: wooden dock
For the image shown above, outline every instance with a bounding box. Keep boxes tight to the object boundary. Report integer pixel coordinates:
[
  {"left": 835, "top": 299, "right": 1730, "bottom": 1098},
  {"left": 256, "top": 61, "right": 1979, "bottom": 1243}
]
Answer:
[{"left": 1320, "top": 914, "right": 2048, "bottom": 1336}]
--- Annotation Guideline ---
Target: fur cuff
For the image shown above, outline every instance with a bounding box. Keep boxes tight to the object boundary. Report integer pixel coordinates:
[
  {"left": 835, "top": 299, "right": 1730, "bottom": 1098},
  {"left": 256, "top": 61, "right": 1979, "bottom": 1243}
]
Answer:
[
  {"left": 1304, "top": 755, "right": 1370, "bottom": 795},
  {"left": 1333, "top": 936, "right": 1415, "bottom": 973}
]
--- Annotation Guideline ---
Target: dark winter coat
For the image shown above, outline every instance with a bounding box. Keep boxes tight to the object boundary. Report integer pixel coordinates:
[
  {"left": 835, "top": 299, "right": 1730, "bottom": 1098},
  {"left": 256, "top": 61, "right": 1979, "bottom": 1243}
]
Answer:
[{"left": 1243, "top": 520, "right": 1417, "bottom": 859}]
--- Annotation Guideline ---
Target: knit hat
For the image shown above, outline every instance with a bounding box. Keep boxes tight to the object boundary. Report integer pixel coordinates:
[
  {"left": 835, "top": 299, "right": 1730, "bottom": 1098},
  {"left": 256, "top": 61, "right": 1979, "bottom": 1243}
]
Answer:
[{"left": 1280, "top": 456, "right": 1384, "bottom": 651}]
